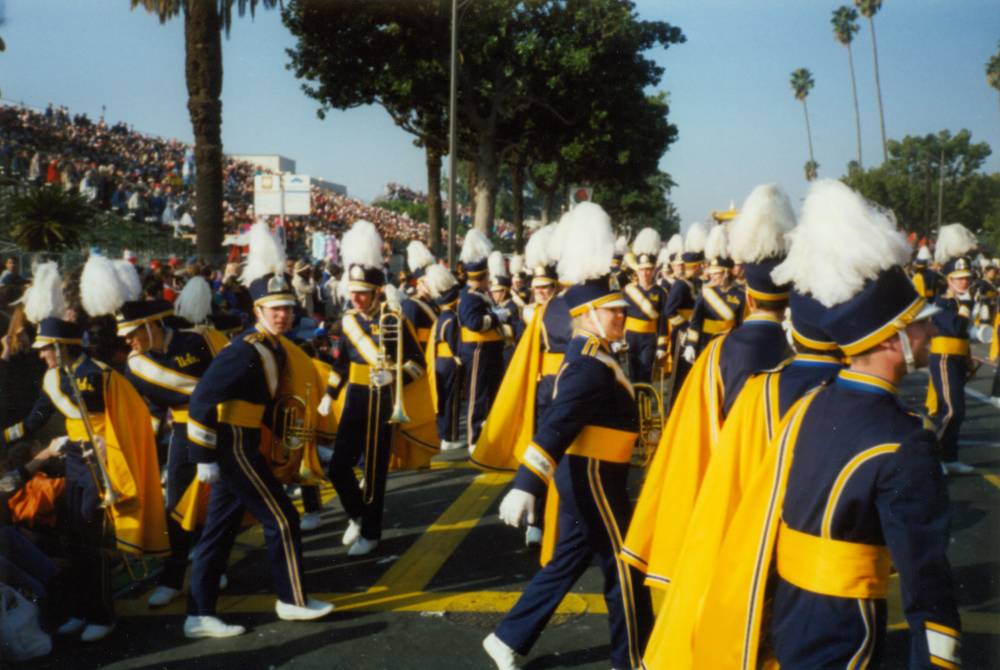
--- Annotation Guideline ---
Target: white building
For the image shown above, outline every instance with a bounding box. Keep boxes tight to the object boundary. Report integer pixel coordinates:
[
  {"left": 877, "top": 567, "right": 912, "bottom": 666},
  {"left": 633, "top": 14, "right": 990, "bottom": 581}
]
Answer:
[{"left": 229, "top": 154, "right": 296, "bottom": 174}]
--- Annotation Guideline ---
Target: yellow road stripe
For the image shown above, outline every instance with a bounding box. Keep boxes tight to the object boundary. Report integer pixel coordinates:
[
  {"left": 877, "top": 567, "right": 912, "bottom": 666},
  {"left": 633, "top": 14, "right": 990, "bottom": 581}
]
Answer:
[
  {"left": 982, "top": 474, "right": 1000, "bottom": 491},
  {"left": 116, "top": 590, "right": 607, "bottom": 617},
  {"left": 373, "top": 472, "right": 511, "bottom": 593}
]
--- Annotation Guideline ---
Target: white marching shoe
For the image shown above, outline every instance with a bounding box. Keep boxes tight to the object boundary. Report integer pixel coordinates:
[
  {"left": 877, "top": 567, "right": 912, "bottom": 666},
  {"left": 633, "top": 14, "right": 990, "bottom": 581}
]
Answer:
[
  {"left": 275, "top": 597, "right": 335, "bottom": 621},
  {"left": 483, "top": 633, "right": 521, "bottom": 670},
  {"left": 525, "top": 525, "right": 543, "bottom": 548},
  {"left": 347, "top": 536, "right": 378, "bottom": 556},
  {"left": 183, "top": 615, "right": 246, "bottom": 638},
  {"left": 219, "top": 573, "right": 229, "bottom": 590},
  {"left": 80, "top": 623, "right": 115, "bottom": 642},
  {"left": 342, "top": 517, "right": 362, "bottom": 546},
  {"left": 943, "top": 460, "right": 975, "bottom": 475},
  {"left": 300, "top": 511, "right": 322, "bottom": 532},
  {"left": 147, "top": 585, "right": 181, "bottom": 608},
  {"left": 57, "top": 617, "right": 85, "bottom": 635}
]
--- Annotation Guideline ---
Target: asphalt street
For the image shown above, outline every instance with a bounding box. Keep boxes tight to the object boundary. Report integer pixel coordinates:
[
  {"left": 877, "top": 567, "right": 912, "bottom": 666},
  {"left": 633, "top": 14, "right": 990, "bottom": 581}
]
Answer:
[{"left": 30, "top": 350, "right": 1000, "bottom": 669}]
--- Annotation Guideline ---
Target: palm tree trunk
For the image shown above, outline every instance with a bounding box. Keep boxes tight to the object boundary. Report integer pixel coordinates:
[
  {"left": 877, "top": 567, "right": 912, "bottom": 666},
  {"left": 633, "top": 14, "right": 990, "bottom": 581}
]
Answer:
[
  {"left": 802, "top": 99, "right": 815, "bottom": 164},
  {"left": 185, "top": 0, "right": 224, "bottom": 260},
  {"left": 425, "top": 144, "right": 443, "bottom": 255},
  {"left": 511, "top": 156, "right": 525, "bottom": 252},
  {"left": 869, "top": 17, "right": 888, "bottom": 163},
  {"left": 848, "top": 44, "right": 863, "bottom": 167}
]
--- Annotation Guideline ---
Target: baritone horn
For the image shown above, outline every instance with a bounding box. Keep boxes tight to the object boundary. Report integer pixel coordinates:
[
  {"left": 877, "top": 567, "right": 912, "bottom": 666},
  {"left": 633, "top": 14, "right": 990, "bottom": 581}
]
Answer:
[
  {"left": 632, "top": 382, "right": 663, "bottom": 468},
  {"left": 376, "top": 306, "right": 411, "bottom": 425},
  {"left": 272, "top": 382, "right": 315, "bottom": 464}
]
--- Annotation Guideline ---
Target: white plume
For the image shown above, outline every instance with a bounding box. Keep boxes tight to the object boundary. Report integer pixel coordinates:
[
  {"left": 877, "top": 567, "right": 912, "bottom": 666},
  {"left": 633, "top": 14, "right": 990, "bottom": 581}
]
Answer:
[
  {"left": 632, "top": 227, "right": 662, "bottom": 256},
  {"left": 657, "top": 245, "right": 672, "bottom": 266},
  {"left": 729, "top": 184, "right": 796, "bottom": 263},
  {"left": 424, "top": 264, "right": 458, "bottom": 299},
  {"left": 113, "top": 260, "right": 142, "bottom": 301},
  {"left": 488, "top": 251, "right": 508, "bottom": 279},
  {"left": 509, "top": 254, "right": 525, "bottom": 276},
  {"left": 934, "top": 223, "right": 978, "bottom": 264},
  {"left": 916, "top": 245, "right": 932, "bottom": 261},
  {"left": 81, "top": 254, "right": 128, "bottom": 317},
  {"left": 771, "top": 179, "right": 912, "bottom": 307},
  {"left": 407, "top": 240, "right": 436, "bottom": 273},
  {"left": 342, "top": 219, "right": 384, "bottom": 270},
  {"left": 383, "top": 282, "right": 404, "bottom": 313},
  {"left": 525, "top": 224, "right": 556, "bottom": 270},
  {"left": 705, "top": 224, "right": 729, "bottom": 260},
  {"left": 460, "top": 229, "right": 492, "bottom": 264},
  {"left": 23, "top": 262, "right": 65, "bottom": 324},
  {"left": 524, "top": 218, "right": 544, "bottom": 232},
  {"left": 615, "top": 235, "right": 629, "bottom": 255},
  {"left": 684, "top": 222, "right": 708, "bottom": 255},
  {"left": 337, "top": 273, "right": 351, "bottom": 301},
  {"left": 547, "top": 211, "right": 575, "bottom": 265},
  {"left": 557, "top": 202, "right": 615, "bottom": 284},
  {"left": 175, "top": 276, "right": 213, "bottom": 324},
  {"left": 241, "top": 221, "right": 287, "bottom": 287},
  {"left": 665, "top": 233, "right": 684, "bottom": 259}
]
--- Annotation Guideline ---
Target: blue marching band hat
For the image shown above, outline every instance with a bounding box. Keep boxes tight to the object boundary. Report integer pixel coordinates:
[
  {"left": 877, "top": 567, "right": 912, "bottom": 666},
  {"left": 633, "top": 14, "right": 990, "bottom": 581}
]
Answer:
[
  {"left": 341, "top": 220, "right": 386, "bottom": 292},
  {"left": 20, "top": 262, "right": 80, "bottom": 349},
  {"left": 730, "top": 184, "right": 796, "bottom": 301},
  {"left": 559, "top": 203, "right": 628, "bottom": 317},
  {"left": 461, "top": 229, "right": 493, "bottom": 280},
  {"left": 704, "top": 223, "right": 734, "bottom": 272},
  {"left": 934, "top": 223, "right": 977, "bottom": 281},
  {"left": 772, "top": 180, "right": 937, "bottom": 358},
  {"left": 525, "top": 224, "right": 559, "bottom": 288},
  {"left": 632, "top": 228, "right": 661, "bottom": 269},
  {"left": 682, "top": 222, "right": 707, "bottom": 267},
  {"left": 239, "top": 222, "right": 296, "bottom": 307},
  {"left": 407, "top": 240, "right": 436, "bottom": 280},
  {"left": 787, "top": 291, "right": 838, "bottom": 352},
  {"left": 424, "top": 263, "right": 461, "bottom": 307},
  {"left": 489, "top": 251, "right": 512, "bottom": 291}
]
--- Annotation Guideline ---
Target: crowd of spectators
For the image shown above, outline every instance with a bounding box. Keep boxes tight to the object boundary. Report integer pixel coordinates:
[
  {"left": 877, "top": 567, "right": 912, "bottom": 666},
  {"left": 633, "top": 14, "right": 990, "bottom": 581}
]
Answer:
[{"left": 0, "top": 101, "right": 523, "bottom": 260}]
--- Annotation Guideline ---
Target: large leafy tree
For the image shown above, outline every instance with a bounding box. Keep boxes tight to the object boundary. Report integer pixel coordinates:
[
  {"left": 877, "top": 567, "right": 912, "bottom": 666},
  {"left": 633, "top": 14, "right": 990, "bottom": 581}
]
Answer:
[
  {"left": 284, "top": 0, "right": 683, "bottom": 238},
  {"left": 842, "top": 129, "right": 997, "bottom": 241},
  {"left": 790, "top": 68, "right": 818, "bottom": 181},
  {"left": 987, "top": 40, "right": 1000, "bottom": 118},
  {"left": 832, "top": 6, "right": 863, "bottom": 168},
  {"left": 131, "top": 0, "right": 278, "bottom": 259},
  {"left": 854, "top": 0, "right": 888, "bottom": 163}
]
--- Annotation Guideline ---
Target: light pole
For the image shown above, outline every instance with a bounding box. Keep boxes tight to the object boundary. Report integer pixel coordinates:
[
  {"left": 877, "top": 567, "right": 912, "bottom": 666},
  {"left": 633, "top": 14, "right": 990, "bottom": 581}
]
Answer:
[{"left": 447, "top": 0, "right": 458, "bottom": 267}]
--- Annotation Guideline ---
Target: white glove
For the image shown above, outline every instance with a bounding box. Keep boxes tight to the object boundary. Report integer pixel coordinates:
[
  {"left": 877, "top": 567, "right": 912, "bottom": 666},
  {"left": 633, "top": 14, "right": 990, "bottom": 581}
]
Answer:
[
  {"left": 197, "top": 462, "right": 220, "bottom": 484},
  {"left": 655, "top": 349, "right": 666, "bottom": 362},
  {"left": 683, "top": 345, "right": 696, "bottom": 364},
  {"left": 317, "top": 393, "right": 333, "bottom": 417},
  {"left": 498, "top": 488, "right": 536, "bottom": 528},
  {"left": 492, "top": 306, "right": 511, "bottom": 324},
  {"left": 610, "top": 340, "right": 628, "bottom": 354},
  {"left": 978, "top": 304, "right": 991, "bottom": 321}
]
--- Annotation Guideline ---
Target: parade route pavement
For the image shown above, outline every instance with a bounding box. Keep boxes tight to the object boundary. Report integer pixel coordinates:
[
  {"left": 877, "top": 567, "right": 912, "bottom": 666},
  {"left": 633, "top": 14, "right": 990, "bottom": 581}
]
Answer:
[{"left": 33, "top": 356, "right": 1000, "bottom": 669}]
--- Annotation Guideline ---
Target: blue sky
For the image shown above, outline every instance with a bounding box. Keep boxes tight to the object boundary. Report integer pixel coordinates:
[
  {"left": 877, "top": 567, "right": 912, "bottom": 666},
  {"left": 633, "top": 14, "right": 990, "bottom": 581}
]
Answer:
[{"left": 1, "top": 0, "right": 998, "bottom": 226}]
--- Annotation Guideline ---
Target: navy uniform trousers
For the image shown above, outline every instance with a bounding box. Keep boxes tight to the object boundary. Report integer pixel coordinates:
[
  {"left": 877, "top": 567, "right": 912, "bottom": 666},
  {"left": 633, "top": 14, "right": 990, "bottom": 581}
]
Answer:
[
  {"left": 459, "top": 340, "right": 504, "bottom": 446},
  {"left": 64, "top": 444, "right": 114, "bottom": 625},
  {"left": 625, "top": 330, "right": 656, "bottom": 384},
  {"left": 435, "top": 357, "right": 461, "bottom": 442},
  {"left": 160, "top": 422, "right": 195, "bottom": 590},
  {"left": 188, "top": 424, "right": 306, "bottom": 615},
  {"left": 329, "top": 383, "right": 393, "bottom": 541},
  {"left": 928, "top": 353, "right": 967, "bottom": 462},
  {"left": 496, "top": 456, "right": 653, "bottom": 670}
]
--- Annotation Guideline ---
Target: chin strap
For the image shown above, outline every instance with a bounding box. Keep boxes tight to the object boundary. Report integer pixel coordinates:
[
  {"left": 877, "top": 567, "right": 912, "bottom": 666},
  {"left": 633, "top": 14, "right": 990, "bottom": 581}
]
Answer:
[
  {"left": 897, "top": 329, "right": 916, "bottom": 373},
  {"left": 586, "top": 304, "right": 610, "bottom": 342},
  {"left": 254, "top": 307, "right": 280, "bottom": 337}
]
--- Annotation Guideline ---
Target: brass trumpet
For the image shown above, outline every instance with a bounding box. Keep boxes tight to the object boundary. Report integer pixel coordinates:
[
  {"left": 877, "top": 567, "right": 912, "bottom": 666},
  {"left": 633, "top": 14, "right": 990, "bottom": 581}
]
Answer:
[
  {"left": 271, "top": 382, "right": 315, "bottom": 464},
  {"left": 375, "top": 305, "right": 411, "bottom": 425},
  {"left": 632, "top": 382, "right": 664, "bottom": 468}
]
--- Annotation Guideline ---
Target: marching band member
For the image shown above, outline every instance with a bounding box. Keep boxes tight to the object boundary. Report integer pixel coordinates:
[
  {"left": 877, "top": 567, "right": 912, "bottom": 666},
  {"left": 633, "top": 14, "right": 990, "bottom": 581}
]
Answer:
[
  {"left": 484, "top": 202, "right": 652, "bottom": 670},
  {"left": 928, "top": 223, "right": 978, "bottom": 475},
  {"left": 457, "top": 230, "right": 507, "bottom": 448},
  {"left": 321, "top": 220, "right": 426, "bottom": 556},
  {"left": 655, "top": 242, "right": 673, "bottom": 292},
  {"left": 509, "top": 254, "right": 529, "bottom": 315},
  {"left": 183, "top": 222, "right": 333, "bottom": 638},
  {"left": 662, "top": 222, "right": 706, "bottom": 405},
  {"left": 683, "top": 180, "right": 959, "bottom": 670},
  {"left": 108, "top": 274, "right": 227, "bottom": 608},
  {"left": 472, "top": 222, "right": 570, "bottom": 547},
  {"left": 173, "top": 274, "right": 239, "bottom": 353},
  {"left": 910, "top": 243, "right": 939, "bottom": 300},
  {"left": 2, "top": 260, "right": 167, "bottom": 642},
  {"left": 403, "top": 240, "right": 439, "bottom": 350},
  {"left": 623, "top": 227, "right": 669, "bottom": 383},
  {"left": 611, "top": 234, "right": 628, "bottom": 278},
  {"left": 622, "top": 184, "right": 794, "bottom": 587},
  {"left": 488, "top": 251, "right": 525, "bottom": 370},
  {"left": 424, "top": 264, "right": 464, "bottom": 450},
  {"left": 683, "top": 223, "right": 744, "bottom": 356}
]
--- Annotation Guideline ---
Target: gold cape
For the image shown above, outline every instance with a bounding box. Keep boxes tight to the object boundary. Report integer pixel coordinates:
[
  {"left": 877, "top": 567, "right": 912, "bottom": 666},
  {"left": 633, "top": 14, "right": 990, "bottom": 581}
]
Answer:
[
  {"left": 642, "top": 369, "right": 785, "bottom": 667},
  {"left": 100, "top": 369, "right": 170, "bottom": 556},
  {"left": 470, "top": 304, "right": 546, "bottom": 471},
  {"left": 621, "top": 334, "right": 726, "bottom": 585}
]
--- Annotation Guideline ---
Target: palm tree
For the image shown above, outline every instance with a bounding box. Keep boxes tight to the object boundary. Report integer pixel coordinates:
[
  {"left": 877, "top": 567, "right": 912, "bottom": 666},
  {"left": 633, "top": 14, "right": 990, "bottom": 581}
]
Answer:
[
  {"left": 8, "top": 187, "right": 94, "bottom": 252},
  {"left": 854, "top": 0, "right": 887, "bottom": 163},
  {"left": 832, "top": 6, "right": 862, "bottom": 168},
  {"left": 790, "top": 68, "right": 818, "bottom": 181},
  {"left": 131, "top": 1, "right": 278, "bottom": 259},
  {"left": 987, "top": 40, "right": 1000, "bottom": 117}
]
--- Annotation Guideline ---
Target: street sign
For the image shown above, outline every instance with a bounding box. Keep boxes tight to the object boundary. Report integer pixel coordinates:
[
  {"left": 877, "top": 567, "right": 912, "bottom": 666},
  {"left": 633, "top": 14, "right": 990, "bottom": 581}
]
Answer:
[{"left": 254, "top": 174, "right": 312, "bottom": 216}]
